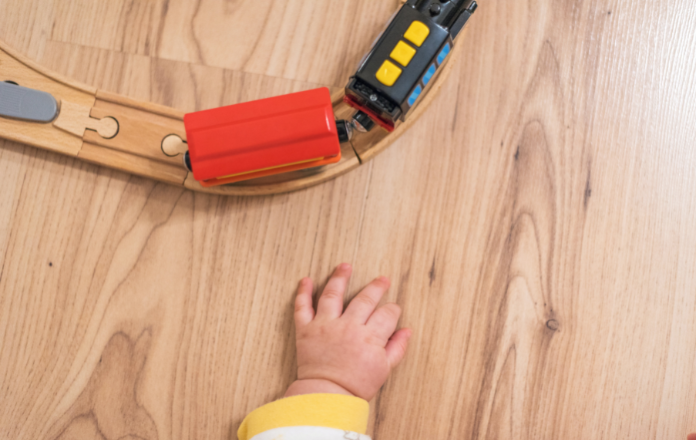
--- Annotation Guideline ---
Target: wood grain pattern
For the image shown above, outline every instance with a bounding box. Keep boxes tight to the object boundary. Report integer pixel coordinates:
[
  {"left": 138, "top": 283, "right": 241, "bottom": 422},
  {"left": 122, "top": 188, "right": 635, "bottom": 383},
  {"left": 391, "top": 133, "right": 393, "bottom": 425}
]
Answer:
[
  {"left": 0, "top": 41, "right": 96, "bottom": 155},
  {"left": 84, "top": 92, "right": 188, "bottom": 184},
  {"left": 0, "top": 24, "right": 462, "bottom": 193},
  {"left": 1, "top": 1, "right": 696, "bottom": 440},
  {"left": 53, "top": 101, "right": 119, "bottom": 139}
]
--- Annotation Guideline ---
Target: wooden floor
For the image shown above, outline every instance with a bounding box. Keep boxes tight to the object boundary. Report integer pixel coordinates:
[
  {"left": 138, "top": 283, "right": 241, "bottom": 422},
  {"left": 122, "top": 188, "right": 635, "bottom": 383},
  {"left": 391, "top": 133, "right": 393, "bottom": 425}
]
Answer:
[{"left": 1, "top": 1, "right": 695, "bottom": 439}]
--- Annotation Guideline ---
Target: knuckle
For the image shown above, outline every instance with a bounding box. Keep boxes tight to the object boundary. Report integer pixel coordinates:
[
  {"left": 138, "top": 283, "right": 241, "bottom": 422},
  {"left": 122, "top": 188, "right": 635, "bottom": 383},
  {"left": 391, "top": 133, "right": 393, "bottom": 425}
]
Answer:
[
  {"left": 365, "top": 334, "right": 383, "bottom": 346},
  {"left": 322, "top": 287, "right": 342, "bottom": 299},
  {"left": 382, "top": 303, "right": 401, "bottom": 319},
  {"left": 318, "top": 324, "right": 333, "bottom": 337},
  {"left": 354, "top": 294, "right": 377, "bottom": 308}
]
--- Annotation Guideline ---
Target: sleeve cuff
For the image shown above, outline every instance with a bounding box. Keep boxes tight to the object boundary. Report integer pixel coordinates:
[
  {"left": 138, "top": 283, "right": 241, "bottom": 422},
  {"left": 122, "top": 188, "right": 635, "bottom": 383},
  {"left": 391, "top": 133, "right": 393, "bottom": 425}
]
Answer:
[{"left": 237, "top": 393, "right": 369, "bottom": 440}]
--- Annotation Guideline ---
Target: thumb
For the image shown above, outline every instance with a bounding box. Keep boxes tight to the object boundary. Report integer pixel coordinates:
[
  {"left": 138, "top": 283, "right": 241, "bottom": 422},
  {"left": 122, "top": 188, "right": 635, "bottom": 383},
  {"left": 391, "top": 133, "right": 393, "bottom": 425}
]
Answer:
[{"left": 385, "top": 328, "right": 412, "bottom": 368}]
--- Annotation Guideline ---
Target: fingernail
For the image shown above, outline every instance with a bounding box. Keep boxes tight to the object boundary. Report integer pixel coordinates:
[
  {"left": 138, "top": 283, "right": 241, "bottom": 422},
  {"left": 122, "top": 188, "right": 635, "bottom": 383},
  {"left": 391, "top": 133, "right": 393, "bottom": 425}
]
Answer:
[{"left": 339, "top": 263, "right": 352, "bottom": 270}]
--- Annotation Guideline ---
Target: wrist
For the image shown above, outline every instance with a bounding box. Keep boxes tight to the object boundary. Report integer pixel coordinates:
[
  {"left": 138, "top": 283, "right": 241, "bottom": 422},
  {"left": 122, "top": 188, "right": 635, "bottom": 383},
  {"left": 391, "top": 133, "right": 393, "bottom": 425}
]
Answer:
[{"left": 284, "top": 379, "right": 355, "bottom": 398}]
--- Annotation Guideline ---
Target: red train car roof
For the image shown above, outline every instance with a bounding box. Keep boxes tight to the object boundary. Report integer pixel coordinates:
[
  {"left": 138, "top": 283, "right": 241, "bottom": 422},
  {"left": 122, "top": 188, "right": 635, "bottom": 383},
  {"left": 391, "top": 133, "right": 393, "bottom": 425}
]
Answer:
[{"left": 184, "top": 87, "right": 340, "bottom": 183}]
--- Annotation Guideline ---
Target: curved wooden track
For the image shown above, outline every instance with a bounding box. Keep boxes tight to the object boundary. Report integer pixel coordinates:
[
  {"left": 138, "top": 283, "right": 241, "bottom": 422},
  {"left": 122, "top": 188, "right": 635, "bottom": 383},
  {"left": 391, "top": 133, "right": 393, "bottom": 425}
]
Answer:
[{"left": 0, "top": 25, "right": 464, "bottom": 196}]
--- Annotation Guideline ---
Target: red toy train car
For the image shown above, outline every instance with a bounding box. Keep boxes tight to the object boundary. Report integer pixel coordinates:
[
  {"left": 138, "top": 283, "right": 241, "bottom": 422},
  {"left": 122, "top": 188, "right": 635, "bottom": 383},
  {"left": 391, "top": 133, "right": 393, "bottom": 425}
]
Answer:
[{"left": 183, "top": 88, "right": 346, "bottom": 187}]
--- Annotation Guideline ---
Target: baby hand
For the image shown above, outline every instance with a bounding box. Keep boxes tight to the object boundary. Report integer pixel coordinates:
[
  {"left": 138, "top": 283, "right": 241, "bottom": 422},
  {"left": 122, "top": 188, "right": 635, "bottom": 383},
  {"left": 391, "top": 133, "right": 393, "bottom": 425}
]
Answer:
[{"left": 285, "top": 263, "right": 412, "bottom": 401}]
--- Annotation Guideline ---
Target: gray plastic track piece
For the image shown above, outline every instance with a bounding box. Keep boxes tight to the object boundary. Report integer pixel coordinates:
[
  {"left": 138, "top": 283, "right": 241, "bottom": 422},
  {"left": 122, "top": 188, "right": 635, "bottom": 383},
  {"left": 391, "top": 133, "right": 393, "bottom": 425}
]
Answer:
[{"left": 0, "top": 81, "right": 58, "bottom": 123}]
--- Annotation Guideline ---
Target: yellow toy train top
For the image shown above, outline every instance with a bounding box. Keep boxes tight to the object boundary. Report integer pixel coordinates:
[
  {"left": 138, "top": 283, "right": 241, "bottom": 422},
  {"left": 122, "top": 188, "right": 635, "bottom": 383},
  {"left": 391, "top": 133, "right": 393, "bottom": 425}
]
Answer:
[{"left": 345, "top": 0, "right": 477, "bottom": 132}]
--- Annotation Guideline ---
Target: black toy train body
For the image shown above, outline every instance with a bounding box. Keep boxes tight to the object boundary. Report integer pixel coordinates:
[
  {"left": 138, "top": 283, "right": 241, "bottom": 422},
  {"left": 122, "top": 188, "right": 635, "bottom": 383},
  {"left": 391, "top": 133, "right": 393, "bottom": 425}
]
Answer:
[{"left": 345, "top": 0, "right": 477, "bottom": 131}]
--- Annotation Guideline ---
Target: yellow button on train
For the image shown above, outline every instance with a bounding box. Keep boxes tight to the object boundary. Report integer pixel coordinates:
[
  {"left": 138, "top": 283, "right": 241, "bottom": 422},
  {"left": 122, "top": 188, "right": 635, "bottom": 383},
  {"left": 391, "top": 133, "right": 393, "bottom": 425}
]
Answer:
[
  {"left": 390, "top": 41, "right": 417, "bottom": 66},
  {"left": 375, "top": 21, "right": 430, "bottom": 86},
  {"left": 376, "top": 60, "right": 403, "bottom": 87},
  {"left": 404, "top": 21, "right": 430, "bottom": 47}
]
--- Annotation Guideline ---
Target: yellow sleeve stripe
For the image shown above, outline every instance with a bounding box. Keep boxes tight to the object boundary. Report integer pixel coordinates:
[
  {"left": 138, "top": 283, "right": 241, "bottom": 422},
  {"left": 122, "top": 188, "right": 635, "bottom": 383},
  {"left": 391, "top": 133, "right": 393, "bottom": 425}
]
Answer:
[{"left": 237, "top": 394, "right": 370, "bottom": 440}]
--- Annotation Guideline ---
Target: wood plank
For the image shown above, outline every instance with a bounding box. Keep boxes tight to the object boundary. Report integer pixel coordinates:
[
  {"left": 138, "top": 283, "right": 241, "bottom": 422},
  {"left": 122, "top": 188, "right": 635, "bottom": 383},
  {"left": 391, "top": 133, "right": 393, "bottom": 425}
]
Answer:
[
  {"left": 157, "top": 0, "right": 395, "bottom": 86},
  {"left": 1, "top": 1, "right": 696, "bottom": 440},
  {"left": 51, "top": 0, "right": 166, "bottom": 56},
  {"left": 352, "top": 2, "right": 696, "bottom": 440},
  {"left": 0, "top": 0, "right": 56, "bottom": 60},
  {"left": 51, "top": 0, "right": 402, "bottom": 87}
]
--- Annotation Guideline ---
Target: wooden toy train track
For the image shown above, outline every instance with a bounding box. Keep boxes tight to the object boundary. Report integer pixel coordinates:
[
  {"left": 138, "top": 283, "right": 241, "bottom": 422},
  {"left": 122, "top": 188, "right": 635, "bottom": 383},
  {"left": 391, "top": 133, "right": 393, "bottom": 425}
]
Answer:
[{"left": 0, "top": 1, "right": 476, "bottom": 196}]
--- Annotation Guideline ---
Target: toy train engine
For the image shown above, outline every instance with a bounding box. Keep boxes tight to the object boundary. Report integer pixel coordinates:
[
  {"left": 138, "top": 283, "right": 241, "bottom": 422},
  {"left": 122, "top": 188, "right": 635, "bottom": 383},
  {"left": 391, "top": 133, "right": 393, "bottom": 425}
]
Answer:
[
  {"left": 183, "top": 88, "right": 352, "bottom": 187},
  {"left": 180, "top": 1, "right": 477, "bottom": 188},
  {"left": 345, "top": 0, "right": 477, "bottom": 131}
]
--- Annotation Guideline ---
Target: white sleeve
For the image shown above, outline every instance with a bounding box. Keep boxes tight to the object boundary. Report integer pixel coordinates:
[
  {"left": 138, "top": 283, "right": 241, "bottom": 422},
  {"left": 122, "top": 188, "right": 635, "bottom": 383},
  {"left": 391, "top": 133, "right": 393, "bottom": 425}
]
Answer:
[{"left": 251, "top": 426, "right": 371, "bottom": 440}]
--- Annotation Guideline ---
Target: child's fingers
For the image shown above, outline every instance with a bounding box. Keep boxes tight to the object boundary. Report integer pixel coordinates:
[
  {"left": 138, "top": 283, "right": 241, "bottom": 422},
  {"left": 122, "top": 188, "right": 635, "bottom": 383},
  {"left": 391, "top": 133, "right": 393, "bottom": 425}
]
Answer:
[
  {"left": 342, "top": 277, "right": 390, "bottom": 323},
  {"left": 687, "top": 434, "right": 696, "bottom": 440},
  {"left": 294, "top": 277, "right": 315, "bottom": 327},
  {"left": 365, "top": 303, "right": 401, "bottom": 342},
  {"left": 385, "top": 328, "right": 412, "bottom": 369},
  {"left": 316, "top": 263, "right": 352, "bottom": 319}
]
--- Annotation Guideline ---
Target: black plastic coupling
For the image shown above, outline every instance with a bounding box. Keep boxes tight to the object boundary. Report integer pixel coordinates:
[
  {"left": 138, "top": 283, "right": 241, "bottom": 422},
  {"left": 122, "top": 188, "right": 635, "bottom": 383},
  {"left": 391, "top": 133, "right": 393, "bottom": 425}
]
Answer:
[
  {"left": 183, "top": 151, "right": 193, "bottom": 172},
  {"left": 352, "top": 110, "right": 376, "bottom": 133},
  {"left": 336, "top": 120, "right": 353, "bottom": 143}
]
